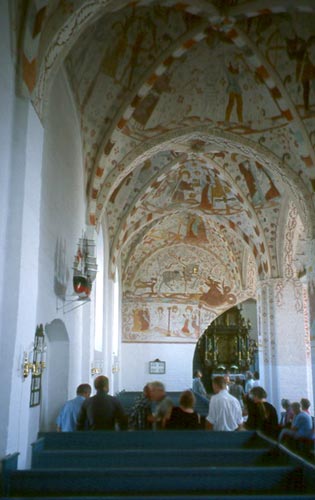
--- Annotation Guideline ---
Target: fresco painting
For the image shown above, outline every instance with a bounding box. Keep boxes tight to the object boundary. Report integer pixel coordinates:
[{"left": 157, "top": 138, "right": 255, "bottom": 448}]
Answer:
[
  {"left": 28, "top": 3, "right": 315, "bottom": 344},
  {"left": 122, "top": 217, "right": 246, "bottom": 343},
  {"left": 123, "top": 301, "right": 216, "bottom": 343}
]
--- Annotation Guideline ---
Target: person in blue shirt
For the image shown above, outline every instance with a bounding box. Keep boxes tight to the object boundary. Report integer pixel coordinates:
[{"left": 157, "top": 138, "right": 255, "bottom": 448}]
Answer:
[
  {"left": 56, "top": 383, "right": 91, "bottom": 431},
  {"left": 192, "top": 370, "right": 208, "bottom": 401},
  {"left": 279, "top": 401, "right": 313, "bottom": 445}
]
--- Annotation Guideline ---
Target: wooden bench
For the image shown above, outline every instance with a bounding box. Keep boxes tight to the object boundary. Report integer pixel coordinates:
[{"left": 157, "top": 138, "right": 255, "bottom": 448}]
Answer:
[
  {"left": 35, "top": 430, "right": 269, "bottom": 451},
  {"left": 117, "top": 391, "right": 209, "bottom": 417},
  {"left": 3, "top": 431, "right": 315, "bottom": 498},
  {"left": 7, "top": 465, "right": 305, "bottom": 496},
  {"left": 2, "top": 495, "right": 315, "bottom": 500},
  {"left": 31, "top": 446, "right": 291, "bottom": 469}
]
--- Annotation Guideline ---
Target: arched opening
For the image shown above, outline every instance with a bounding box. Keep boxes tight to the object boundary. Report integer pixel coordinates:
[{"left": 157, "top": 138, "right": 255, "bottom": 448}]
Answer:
[
  {"left": 193, "top": 300, "right": 258, "bottom": 393},
  {"left": 40, "top": 319, "right": 69, "bottom": 431}
]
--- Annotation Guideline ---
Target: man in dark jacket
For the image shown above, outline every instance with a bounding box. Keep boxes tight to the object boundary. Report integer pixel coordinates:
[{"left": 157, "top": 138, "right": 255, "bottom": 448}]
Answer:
[{"left": 77, "top": 375, "right": 127, "bottom": 430}]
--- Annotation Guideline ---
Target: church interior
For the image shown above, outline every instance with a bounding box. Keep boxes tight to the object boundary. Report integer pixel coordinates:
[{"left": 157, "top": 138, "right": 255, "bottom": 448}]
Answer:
[{"left": 1, "top": 0, "right": 315, "bottom": 472}]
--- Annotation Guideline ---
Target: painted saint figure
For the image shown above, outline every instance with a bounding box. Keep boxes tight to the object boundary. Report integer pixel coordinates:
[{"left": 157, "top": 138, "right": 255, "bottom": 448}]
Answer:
[{"left": 225, "top": 61, "right": 243, "bottom": 123}]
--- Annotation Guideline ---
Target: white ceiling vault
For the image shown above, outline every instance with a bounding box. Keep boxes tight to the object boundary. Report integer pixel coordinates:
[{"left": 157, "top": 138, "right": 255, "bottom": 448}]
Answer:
[{"left": 19, "top": 0, "right": 315, "bottom": 301}]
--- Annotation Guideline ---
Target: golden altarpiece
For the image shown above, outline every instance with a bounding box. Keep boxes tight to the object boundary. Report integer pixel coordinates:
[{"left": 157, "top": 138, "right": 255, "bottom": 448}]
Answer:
[{"left": 194, "top": 306, "right": 257, "bottom": 390}]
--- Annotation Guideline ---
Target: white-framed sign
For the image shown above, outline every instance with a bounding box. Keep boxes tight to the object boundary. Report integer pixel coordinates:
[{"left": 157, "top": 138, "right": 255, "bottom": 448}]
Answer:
[{"left": 149, "top": 359, "right": 166, "bottom": 374}]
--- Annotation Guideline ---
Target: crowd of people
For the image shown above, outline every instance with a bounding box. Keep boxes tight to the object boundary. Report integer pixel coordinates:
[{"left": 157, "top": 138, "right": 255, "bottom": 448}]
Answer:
[{"left": 56, "top": 372, "right": 315, "bottom": 455}]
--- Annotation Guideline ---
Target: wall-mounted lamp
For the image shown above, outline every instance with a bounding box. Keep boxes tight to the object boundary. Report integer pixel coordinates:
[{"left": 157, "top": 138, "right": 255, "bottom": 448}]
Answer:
[
  {"left": 23, "top": 324, "right": 47, "bottom": 379},
  {"left": 91, "top": 360, "right": 103, "bottom": 376},
  {"left": 112, "top": 354, "right": 119, "bottom": 374}
]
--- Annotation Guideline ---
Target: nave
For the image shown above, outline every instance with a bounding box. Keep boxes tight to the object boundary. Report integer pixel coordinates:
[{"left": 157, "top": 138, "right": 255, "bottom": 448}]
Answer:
[{"left": 2, "top": 0, "right": 315, "bottom": 475}]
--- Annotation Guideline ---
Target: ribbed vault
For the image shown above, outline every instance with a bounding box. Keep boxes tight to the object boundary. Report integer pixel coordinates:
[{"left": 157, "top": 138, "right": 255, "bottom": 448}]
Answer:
[{"left": 17, "top": 0, "right": 315, "bottom": 330}]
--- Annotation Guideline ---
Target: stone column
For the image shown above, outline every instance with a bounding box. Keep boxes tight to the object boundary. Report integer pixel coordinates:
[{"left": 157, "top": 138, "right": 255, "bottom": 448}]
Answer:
[
  {"left": 257, "top": 278, "right": 313, "bottom": 412},
  {"left": 304, "top": 239, "right": 315, "bottom": 410}
]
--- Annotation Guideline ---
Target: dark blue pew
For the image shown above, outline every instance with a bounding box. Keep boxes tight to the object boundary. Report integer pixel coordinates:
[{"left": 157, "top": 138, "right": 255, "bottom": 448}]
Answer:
[
  {"left": 3, "top": 496, "right": 315, "bottom": 500},
  {"left": 35, "top": 430, "right": 269, "bottom": 451},
  {"left": 117, "top": 390, "right": 209, "bottom": 416},
  {"left": 0, "top": 452, "right": 19, "bottom": 497},
  {"left": 31, "top": 446, "right": 290, "bottom": 469},
  {"left": 7, "top": 465, "right": 304, "bottom": 496},
  {"left": 3, "top": 431, "right": 315, "bottom": 499}
]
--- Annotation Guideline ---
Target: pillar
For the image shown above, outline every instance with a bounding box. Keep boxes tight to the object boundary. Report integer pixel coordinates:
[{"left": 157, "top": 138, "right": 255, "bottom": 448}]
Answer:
[
  {"left": 257, "top": 278, "right": 313, "bottom": 413},
  {"left": 304, "top": 239, "right": 315, "bottom": 410}
]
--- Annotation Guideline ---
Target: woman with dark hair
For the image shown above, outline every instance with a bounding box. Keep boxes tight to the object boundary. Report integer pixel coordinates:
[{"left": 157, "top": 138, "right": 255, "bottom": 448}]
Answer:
[
  {"left": 166, "top": 390, "right": 200, "bottom": 430},
  {"left": 245, "top": 386, "right": 279, "bottom": 438}
]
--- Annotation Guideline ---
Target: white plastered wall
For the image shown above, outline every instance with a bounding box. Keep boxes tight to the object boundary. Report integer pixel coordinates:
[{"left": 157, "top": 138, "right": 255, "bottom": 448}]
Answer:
[
  {"left": 37, "top": 64, "right": 92, "bottom": 435},
  {"left": 121, "top": 343, "right": 196, "bottom": 392},
  {"left": 0, "top": 0, "right": 45, "bottom": 467},
  {"left": 257, "top": 279, "right": 314, "bottom": 416},
  {"left": 0, "top": 46, "right": 93, "bottom": 466}
]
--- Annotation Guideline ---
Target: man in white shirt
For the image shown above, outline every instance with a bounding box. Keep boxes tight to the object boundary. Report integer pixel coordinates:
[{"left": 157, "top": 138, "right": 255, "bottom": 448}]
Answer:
[{"left": 206, "top": 376, "right": 243, "bottom": 431}]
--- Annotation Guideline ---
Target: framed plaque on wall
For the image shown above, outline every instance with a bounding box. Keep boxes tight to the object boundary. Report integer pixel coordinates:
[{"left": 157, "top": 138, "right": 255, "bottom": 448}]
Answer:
[{"left": 149, "top": 359, "right": 166, "bottom": 374}]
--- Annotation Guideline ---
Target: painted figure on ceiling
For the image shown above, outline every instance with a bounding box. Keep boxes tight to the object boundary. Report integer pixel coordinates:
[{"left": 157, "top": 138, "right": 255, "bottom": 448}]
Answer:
[
  {"left": 200, "top": 174, "right": 213, "bottom": 210},
  {"left": 102, "top": 20, "right": 130, "bottom": 82},
  {"left": 199, "top": 277, "right": 236, "bottom": 307},
  {"left": 132, "top": 74, "right": 172, "bottom": 128},
  {"left": 225, "top": 60, "right": 244, "bottom": 123},
  {"left": 239, "top": 160, "right": 280, "bottom": 206},
  {"left": 186, "top": 215, "right": 208, "bottom": 244},
  {"left": 172, "top": 171, "right": 193, "bottom": 203},
  {"left": 102, "top": 8, "right": 158, "bottom": 88},
  {"left": 286, "top": 34, "right": 315, "bottom": 112}
]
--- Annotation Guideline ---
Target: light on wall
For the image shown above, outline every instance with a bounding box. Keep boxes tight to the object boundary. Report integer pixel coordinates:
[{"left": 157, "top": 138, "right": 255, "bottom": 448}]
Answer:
[
  {"left": 112, "top": 354, "right": 119, "bottom": 374},
  {"left": 23, "top": 324, "right": 47, "bottom": 379},
  {"left": 91, "top": 360, "right": 103, "bottom": 376}
]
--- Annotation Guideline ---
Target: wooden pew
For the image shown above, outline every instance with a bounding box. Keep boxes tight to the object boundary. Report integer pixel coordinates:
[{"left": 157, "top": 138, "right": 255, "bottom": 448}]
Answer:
[
  {"left": 31, "top": 446, "right": 290, "bottom": 469},
  {"left": 3, "top": 495, "right": 315, "bottom": 500},
  {"left": 34, "top": 430, "right": 269, "bottom": 451},
  {"left": 3, "top": 431, "right": 315, "bottom": 499},
  {"left": 7, "top": 465, "right": 305, "bottom": 497}
]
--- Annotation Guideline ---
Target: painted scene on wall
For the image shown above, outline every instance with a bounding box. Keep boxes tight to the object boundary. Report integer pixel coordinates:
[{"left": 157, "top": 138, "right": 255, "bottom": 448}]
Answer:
[{"left": 122, "top": 214, "right": 256, "bottom": 343}]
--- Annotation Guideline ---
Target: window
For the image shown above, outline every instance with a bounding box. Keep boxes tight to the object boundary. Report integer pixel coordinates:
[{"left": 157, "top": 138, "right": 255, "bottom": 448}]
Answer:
[{"left": 94, "top": 227, "right": 104, "bottom": 351}]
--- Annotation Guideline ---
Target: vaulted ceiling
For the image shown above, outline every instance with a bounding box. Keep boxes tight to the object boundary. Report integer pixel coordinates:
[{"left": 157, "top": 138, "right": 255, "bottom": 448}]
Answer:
[{"left": 18, "top": 0, "right": 315, "bottom": 296}]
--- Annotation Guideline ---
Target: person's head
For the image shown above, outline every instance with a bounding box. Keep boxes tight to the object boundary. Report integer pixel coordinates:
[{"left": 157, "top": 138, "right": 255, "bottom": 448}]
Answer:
[
  {"left": 249, "top": 386, "right": 267, "bottom": 403},
  {"left": 235, "top": 376, "right": 242, "bottom": 385},
  {"left": 212, "top": 376, "right": 226, "bottom": 393},
  {"left": 246, "top": 371, "right": 254, "bottom": 380},
  {"left": 291, "top": 402, "right": 301, "bottom": 415},
  {"left": 281, "top": 398, "right": 291, "bottom": 410},
  {"left": 179, "top": 390, "right": 195, "bottom": 410},
  {"left": 76, "top": 383, "right": 92, "bottom": 398},
  {"left": 143, "top": 383, "right": 152, "bottom": 399},
  {"left": 300, "top": 398, "right": 311, "bottom": 411},
  {"left": 150, "top": 381, "right": 166, "bottom": 401},
  {"left": 94, "top": 375, "right": 109, "bottom": 392},
  {"left": 253, "top": 371, "right": 260, "bottom": 380},
  {"left": 224, "top": 373, "right": 230, "bottom": 385},
  {"left": 194, "top": 370, "right": 202, "bottom": 378}
]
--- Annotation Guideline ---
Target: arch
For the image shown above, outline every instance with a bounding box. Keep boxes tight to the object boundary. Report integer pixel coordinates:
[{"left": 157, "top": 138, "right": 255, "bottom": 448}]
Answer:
[
  {"left": 192, "top": 299, "right": 258, "bottom": 392},
  {"left": 92, "top": 127, "right": 314, "bottom": 235},
  {"left": 39, "top": 319, "right": 69, "bottom": 431},
  {"left": 109, "top": 148, "right": 272, "bottom": 279}
]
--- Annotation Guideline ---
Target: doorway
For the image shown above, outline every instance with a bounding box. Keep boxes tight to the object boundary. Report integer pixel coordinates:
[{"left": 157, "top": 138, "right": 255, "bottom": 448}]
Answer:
[{"left": 40, "top": 319, "right": 69, "bottom": 431}]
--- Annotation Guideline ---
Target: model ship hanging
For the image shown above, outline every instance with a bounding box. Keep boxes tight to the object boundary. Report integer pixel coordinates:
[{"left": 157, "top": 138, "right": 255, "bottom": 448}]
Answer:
[
  {"left": 73, "top": 234, "right": 97, "bottom": 300},
  {"left": 57, "top": 228, "right": 98, "bottom": 313}
]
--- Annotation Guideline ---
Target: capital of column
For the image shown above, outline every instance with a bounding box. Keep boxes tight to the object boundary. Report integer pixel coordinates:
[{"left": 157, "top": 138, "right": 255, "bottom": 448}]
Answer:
[{"left": 256, "top": 277, "right": 288, "bottom": 292}]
